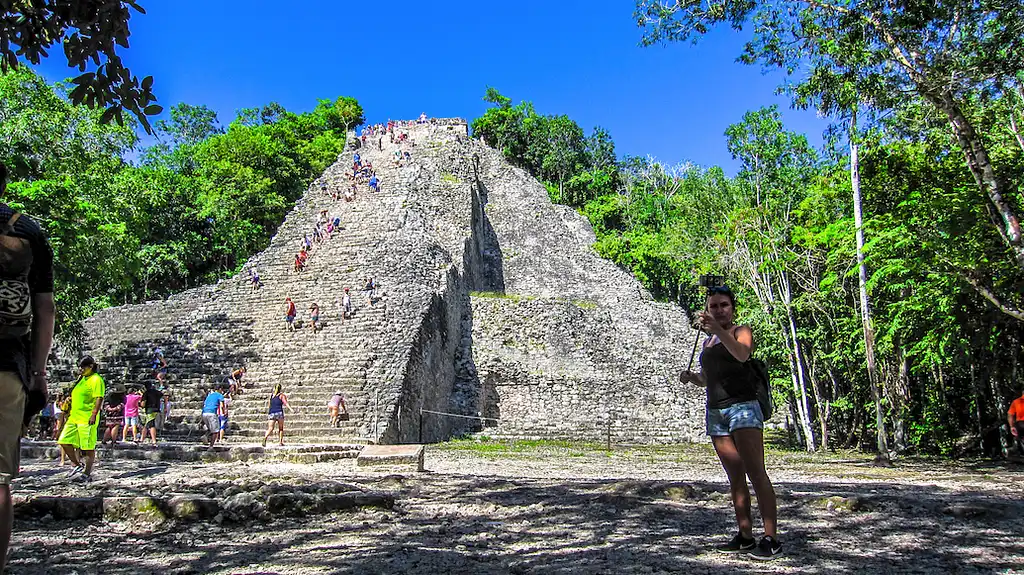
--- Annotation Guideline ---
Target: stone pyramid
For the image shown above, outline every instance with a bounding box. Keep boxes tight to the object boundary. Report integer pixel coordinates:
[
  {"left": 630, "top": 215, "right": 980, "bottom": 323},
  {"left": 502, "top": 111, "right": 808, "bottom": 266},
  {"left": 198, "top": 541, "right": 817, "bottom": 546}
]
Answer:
[{"left": 74, "top": 119, "right": 704, "bottom": 444}]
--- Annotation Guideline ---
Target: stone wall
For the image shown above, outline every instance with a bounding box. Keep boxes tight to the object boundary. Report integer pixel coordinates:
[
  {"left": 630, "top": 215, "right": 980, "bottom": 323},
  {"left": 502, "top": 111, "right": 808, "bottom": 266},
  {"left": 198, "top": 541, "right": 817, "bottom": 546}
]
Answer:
[{"left": 61, "top": 118, "right": 704, "bottom": 445}]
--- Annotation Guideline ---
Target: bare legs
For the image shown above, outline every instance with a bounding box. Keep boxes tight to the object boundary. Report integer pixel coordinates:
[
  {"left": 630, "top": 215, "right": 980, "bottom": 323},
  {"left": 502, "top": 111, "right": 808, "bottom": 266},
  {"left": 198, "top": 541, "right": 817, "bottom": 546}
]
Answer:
[
  {"left": 262, "top": 420, "right": 274, "bottom": 446},
  {"left": 59, "top": 445, "right": 95, "bottom": 475},
  {"left": 0, "top": 484, "right": 12, "bottom": 573},
  {"left": 712, "top": 428, "right": 778, "bottom": 539},
  {"left": 122, "top": 422, "right": 138, "bottom": 442}
]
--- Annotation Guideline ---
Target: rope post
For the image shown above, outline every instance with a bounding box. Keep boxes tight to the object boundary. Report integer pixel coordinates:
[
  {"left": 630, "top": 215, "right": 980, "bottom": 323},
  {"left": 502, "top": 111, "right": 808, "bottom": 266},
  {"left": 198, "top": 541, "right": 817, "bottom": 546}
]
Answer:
[
  {"left": 418, "top": 409, "right": 424, "bottom": 444},
  {"left": 606, "top": 418, "right": 612, "bottom": 452}
]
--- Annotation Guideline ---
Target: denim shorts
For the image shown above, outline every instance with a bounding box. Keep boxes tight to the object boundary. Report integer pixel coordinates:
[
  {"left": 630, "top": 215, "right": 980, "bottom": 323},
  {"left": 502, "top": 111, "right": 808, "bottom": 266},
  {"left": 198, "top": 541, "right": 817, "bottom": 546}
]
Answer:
[{"left": 706, "top": 400, "right": 764, "bottom": 437}]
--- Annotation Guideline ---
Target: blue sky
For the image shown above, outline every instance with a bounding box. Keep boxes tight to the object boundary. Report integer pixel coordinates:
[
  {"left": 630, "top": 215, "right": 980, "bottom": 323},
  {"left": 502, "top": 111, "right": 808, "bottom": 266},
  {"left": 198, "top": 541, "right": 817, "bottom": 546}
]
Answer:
[{"left": 33, "top": 0, "right": 829, "bottom": 173}]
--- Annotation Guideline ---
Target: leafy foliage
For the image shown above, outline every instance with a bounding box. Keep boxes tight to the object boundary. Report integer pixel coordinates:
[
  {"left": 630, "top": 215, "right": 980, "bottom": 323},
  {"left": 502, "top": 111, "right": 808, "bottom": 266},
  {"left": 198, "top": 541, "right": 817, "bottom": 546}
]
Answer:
[
  {"left": 1, "top": 0, "right": 161, "bottom": 131},
  {"left": 0, "top": 68, "right": 361, "bottom": 341}
]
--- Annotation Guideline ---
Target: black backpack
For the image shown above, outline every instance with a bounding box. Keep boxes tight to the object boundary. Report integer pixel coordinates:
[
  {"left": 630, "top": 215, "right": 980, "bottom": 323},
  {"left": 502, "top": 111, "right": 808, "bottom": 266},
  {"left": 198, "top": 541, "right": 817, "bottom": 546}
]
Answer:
[
  {"left": 0, "top": 212, "right": 33, "bottom": 338},
  {"left": 748, "top": 357, "right": 774, "bottom": 419}
]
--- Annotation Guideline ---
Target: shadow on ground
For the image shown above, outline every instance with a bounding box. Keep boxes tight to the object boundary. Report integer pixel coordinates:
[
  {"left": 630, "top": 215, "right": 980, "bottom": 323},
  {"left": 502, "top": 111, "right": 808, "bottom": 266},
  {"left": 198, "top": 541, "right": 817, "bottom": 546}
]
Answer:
[{"left": 10, "top": 467, "right": 1024, "bottom": 574}]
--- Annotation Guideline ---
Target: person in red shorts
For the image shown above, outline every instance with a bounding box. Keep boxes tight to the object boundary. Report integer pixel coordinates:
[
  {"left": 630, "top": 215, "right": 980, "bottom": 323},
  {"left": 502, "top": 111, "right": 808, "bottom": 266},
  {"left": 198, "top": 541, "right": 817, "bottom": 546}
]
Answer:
[{"left": 1009, "top": 391, "right": 1024, "bottom": 456}]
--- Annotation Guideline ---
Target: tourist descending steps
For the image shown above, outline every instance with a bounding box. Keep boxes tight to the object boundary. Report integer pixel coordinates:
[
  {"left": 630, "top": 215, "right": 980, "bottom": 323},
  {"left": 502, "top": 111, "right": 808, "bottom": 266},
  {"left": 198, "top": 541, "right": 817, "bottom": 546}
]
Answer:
[
  {"left": 284, "top": 298, "right": 297, "bottom": 331},
  {"left": 140, "top": 381, "right": 163, "bottom": 446},
  {"left": 249, "top": 268, "right": 263, "bottom": 292},
  {"left": 58, "top": 356, "right": 105, "bottom": 483},
  {"left": 201, "top": 384, "right": 228, "bottom": 451},
  {"left": 101, "top": 392, "right": 123, "bottom": 447},
  {"left": 158, "top": 384, "right": 172, "bottom": 431},
  {"left": 227, "top": 366, "right": 246, "bottom": 396},
  {"left": 309, "top": 303, "right": 321, "bottom": 333},
  {"left": 327, "top": 391, "right": 347, "bottom": 428},
  {"left": 262, "top": 384, "right": 295, "bottom": 447},
  {"left": 36, "top": 397, "right": 54, "bottom": 441},
  {"left": 122, "top": 386, "right": 142, "bottom": 443},
  {"left": 341, "top": 288, "right": 352, "bottom": 322},
  {"left": 362, "top": 277, "right": 377, "bottom": 306},
  {"left": 151, "top": 347, "right": 167, "bottom": 383},
  {"left": 218, "top": 390, "right": 231, "bottom": 443},
  {"left": 679, "top": 286, "right": 782, "bottom": 560},
  {"left": 53, "top": 391, "right": 67, "bottom": 441}
]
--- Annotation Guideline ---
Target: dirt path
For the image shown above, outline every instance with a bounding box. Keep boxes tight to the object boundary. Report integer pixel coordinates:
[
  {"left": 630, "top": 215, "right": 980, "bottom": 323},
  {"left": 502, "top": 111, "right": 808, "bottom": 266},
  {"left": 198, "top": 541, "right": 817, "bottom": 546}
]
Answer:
[{"left": 8, "top": 441, "right": 1024, "bottom": 574}]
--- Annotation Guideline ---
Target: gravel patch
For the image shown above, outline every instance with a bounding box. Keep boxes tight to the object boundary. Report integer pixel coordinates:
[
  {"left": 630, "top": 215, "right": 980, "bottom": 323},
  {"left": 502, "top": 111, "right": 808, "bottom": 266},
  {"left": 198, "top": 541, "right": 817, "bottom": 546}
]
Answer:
[{"left": 6, "top": 443, "right": 1023, "bottom": 574}]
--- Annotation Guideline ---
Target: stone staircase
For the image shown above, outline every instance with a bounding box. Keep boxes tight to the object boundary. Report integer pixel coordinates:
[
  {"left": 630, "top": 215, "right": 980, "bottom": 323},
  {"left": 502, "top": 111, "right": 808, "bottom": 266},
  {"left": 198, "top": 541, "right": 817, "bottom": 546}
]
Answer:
[
  {"left": 66, "top": 118, "right": 704, "bottom": 446},
  {"left": 81, "top": 124, "right": 454, "bottom": 444}
]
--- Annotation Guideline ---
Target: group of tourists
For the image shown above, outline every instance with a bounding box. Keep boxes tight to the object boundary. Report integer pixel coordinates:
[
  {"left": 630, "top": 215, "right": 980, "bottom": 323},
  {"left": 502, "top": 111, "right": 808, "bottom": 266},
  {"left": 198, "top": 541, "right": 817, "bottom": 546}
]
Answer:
[
  {"left": 36, "top": 347, "right": 175, "bottom": 476},
  {"left": 359, "top": 120, "right": 416, "bottom": 166},
  {"left": 283, "top": 276, "right": 378, "bottom": 333},
  {"left": 293, "top": 208, "right": 345, "bottom": 273},
  {"left": 199, "top": 382, "right": 347, "bottom": 447}
]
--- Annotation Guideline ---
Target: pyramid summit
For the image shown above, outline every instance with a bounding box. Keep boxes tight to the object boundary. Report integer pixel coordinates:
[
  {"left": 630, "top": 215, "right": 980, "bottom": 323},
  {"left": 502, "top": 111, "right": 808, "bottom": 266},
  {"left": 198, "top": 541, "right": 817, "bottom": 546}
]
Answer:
[{"left": 73, "top": 118, "right": 703, "bottom": 444}]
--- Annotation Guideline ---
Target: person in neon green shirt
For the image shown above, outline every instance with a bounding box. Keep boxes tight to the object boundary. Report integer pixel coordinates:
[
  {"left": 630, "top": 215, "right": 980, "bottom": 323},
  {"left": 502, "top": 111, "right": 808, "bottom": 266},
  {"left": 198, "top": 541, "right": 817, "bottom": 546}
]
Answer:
[{"left": 58, "top": 356, "right": 105, "bottom": 482}]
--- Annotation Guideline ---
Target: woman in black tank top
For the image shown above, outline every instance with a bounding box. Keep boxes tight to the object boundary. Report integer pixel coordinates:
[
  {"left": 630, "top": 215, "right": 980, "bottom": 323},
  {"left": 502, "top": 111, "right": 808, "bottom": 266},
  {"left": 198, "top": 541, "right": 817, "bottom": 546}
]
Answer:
[{"left": 679, "top": 287, "right": 781, "bottom": 559}]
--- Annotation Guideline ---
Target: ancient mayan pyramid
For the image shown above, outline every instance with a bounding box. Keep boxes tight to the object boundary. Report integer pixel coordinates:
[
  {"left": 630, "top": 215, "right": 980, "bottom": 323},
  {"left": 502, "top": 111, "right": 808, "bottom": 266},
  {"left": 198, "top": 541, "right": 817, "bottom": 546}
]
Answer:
[{"left": 76, "top": 119, "right": 704, "bottom": 444}]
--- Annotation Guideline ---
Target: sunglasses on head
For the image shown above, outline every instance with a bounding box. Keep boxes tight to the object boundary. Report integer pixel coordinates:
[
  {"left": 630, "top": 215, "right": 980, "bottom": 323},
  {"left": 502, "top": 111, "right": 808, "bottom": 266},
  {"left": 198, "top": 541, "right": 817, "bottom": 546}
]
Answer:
[{"left": 707, "top": 286, "right": 732, "bottom": 295}]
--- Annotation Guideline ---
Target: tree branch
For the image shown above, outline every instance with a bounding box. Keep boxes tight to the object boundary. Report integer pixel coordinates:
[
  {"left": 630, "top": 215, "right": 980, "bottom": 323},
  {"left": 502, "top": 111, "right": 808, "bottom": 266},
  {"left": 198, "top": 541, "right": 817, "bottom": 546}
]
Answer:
[{"left": 963, "top": 274, "right": 1024, "bottom": 322}]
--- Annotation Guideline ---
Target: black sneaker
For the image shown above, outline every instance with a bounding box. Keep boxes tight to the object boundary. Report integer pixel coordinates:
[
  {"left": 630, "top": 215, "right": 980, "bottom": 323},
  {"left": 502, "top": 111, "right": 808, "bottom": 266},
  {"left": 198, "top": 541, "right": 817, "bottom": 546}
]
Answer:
[
  {"left": 716, "top": 533, "right": 757, "bottom": 553},
  {"left": 749, "top": 535, "right": 783, "bottom": 560}
]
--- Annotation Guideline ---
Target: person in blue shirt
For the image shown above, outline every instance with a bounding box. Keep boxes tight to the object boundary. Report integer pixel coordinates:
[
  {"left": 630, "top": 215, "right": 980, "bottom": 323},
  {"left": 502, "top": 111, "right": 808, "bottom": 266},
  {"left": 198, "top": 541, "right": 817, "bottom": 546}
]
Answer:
[
  {"left": 151, "top": 347, "right": 167, "bottom": 383},
  {"left": 369, "top": 175, "right": 379, "bottom": 192},
  {"left": 201, "top": 384, "right": 226, "bottom": 450}
]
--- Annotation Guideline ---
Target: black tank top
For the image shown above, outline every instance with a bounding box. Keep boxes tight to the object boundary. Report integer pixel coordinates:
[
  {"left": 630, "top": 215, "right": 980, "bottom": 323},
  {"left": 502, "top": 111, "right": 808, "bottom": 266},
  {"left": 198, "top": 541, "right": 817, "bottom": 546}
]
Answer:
[{"left": 700, "top": 336, "right": 757, "bottom": 409}]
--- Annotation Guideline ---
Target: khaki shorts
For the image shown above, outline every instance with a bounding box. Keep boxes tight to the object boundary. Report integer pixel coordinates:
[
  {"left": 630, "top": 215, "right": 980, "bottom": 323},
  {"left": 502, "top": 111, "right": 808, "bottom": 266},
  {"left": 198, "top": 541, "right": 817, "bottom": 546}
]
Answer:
[
  {"left": 58, "top": 422, "right": 99, "bottom": 451},
  {"left": 202, "top": 413, "right": 220, "bottom": 435},
  {"left": 0, "top": 371, "right": 26, "bottom": 485}
]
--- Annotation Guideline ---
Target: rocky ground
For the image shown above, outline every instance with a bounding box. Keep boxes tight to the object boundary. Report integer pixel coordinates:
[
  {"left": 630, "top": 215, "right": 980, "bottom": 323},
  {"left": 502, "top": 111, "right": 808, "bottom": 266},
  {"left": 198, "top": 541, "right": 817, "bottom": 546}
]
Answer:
[{"left": 7, "top": 440, "right": 1024, "bottom": 574}]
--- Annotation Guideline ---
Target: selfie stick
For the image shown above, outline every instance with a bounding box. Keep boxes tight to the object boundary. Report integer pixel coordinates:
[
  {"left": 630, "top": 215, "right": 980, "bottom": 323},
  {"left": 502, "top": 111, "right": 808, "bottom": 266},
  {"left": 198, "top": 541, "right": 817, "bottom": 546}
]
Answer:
[{"left": 687, "top": 323, "right": 703, "bottom": 372}]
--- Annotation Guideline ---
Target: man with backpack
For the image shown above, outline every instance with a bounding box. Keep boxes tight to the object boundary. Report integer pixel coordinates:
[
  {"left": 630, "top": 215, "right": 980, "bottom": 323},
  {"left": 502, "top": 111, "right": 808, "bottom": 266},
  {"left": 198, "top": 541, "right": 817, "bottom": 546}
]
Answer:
[{"left": 0, "top": 161, "right": 56, "bottom": 571}]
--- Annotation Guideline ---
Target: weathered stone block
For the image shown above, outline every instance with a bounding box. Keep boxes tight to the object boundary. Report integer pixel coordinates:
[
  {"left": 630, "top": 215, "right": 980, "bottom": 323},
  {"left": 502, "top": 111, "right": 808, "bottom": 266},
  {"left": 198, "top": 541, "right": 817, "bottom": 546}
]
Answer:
[{"left": 356, "top": 444, "right": 425, "bottom": 472}]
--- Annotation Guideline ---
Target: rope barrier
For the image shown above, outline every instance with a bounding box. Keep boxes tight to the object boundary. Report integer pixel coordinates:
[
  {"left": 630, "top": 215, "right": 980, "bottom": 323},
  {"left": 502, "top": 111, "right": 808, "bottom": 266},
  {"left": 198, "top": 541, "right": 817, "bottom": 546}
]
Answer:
[
  {"left": 418, "top": 408, "right": 500, "bottom": 443},
  {"left": 419, "top": 409, "right": 500, "bottom": 423}
]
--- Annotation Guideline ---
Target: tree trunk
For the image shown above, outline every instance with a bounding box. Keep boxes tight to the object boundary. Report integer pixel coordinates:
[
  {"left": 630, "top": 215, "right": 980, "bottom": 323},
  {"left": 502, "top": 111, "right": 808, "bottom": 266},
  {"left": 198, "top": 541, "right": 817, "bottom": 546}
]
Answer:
[
  {"left": 808, "top": 353, "right": 830, "bottom": 451},
  {"left": 787, "top": 382, "right": 805, "bottom": 448},
  {"left": 927, "top": 92, "right": 1024, "bottom": 269},
  {"left": 891, "top": 356, "right": 910, "bottom": 453},
  {"left": 969, "top": 361, "right": 984, "bottom": 437},
  {"left": 783, "top": 299, "right": 816, "bottom": 451},
  {"left": 850, "top": 110, "right": 891, "bottom": 463}
]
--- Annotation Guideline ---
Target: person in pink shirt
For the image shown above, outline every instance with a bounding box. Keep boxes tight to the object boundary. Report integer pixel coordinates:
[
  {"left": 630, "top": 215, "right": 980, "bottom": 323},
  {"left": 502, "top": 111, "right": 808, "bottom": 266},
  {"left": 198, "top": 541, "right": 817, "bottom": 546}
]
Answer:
[{"left": 122, "top": 387, "right": 143, "bottom": 443}]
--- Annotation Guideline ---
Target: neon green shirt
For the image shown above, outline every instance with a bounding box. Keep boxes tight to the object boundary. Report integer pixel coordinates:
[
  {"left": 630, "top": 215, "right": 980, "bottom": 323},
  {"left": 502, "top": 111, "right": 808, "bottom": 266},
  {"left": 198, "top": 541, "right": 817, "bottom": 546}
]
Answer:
[{"left": 67, "top": 373, "right": 105, "bottom": 425}]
